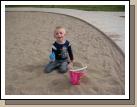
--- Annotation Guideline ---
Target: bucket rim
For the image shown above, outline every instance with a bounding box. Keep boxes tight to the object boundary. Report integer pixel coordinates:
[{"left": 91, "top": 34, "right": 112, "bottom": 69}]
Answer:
[{"left": 69, "top": 66, "right": 87, "bottom": 72}]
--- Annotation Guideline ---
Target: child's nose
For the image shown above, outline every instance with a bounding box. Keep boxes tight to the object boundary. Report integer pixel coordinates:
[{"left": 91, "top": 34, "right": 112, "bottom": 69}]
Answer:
[{"left": 58, "top": 34, "right": 62, "bottom": 36}]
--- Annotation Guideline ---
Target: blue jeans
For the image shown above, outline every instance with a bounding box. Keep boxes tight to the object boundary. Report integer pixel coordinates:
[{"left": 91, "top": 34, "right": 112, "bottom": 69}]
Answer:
[{"left": 44, "top": 60, "right": 68, "bottom": 73}]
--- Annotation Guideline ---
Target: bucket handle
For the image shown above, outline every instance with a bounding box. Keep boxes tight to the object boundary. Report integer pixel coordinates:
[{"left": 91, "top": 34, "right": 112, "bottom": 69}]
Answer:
[{"left": 70, "top": 66, "right": 87, "bottom": 72}]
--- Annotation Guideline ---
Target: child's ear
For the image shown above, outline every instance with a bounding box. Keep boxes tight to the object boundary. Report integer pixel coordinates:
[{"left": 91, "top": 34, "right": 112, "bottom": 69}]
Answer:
[
  {"left": 53, "top": 34, "right": 56, "bottom": 38},
  {"left": 65, "top": 31, "right": 68, "bottom": 35},
  {"left": 53, "top": 32, "right": 56, "bottom": 37}
]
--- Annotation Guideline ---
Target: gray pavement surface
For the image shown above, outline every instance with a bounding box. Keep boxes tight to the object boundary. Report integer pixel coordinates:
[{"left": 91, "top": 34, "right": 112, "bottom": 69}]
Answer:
[{"left": 6, "top": 8, "right": 125, "bottom": 53}]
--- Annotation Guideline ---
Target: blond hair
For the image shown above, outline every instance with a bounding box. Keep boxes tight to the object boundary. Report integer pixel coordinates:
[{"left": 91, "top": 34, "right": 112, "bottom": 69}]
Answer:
[
  {"left": 54, "top": 26, "right": 66, "bottom": 34},
  {"left": 55, "top": 26, "right": 65, "bottom": 30}
]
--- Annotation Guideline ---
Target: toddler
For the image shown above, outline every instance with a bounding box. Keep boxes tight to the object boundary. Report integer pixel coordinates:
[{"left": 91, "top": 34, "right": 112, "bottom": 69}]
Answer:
[{"left": 44, "top": 26, "right": 74, "bottom": 73}]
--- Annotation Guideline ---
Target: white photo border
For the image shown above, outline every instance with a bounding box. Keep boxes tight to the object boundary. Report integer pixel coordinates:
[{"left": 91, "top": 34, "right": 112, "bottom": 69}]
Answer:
[{"left": 1, "top": 1, "right": 129, "bottom": 100}]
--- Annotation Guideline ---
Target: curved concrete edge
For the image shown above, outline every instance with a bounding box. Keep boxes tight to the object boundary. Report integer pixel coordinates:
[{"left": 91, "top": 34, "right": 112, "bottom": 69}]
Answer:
[{"left": 5, "top": 8, "right": 124, "bottom": 57}]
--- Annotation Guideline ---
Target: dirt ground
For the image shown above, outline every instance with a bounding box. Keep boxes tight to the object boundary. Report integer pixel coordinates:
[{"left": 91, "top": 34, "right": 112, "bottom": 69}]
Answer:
[{"left": 5, "top": 11, "right": 125, "bottom": 95}]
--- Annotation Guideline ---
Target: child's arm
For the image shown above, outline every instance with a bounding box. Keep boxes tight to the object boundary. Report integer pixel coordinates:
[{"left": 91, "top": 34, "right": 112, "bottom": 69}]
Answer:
[
  {"left": 49, "top": 52, "right": 55, "bottom": 62},
  {"left": 49, "top": 45, "right": 56, "bottom": 62},
  {"left": 67, "top": 43, "right": 74, "bottom": 69},
  {"left": 67, "top": 44, "right": 74, "bottom": 61}
]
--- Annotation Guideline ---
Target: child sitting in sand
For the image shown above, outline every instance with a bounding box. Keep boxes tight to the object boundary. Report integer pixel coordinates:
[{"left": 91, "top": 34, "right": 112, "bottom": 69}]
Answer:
[{"left": 44, "top": 26, "right": 74, "bottom": 73}]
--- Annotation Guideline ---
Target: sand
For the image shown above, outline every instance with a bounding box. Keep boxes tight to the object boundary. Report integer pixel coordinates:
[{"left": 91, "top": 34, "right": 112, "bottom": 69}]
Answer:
[{"left": 5, "top": 11, "right": 125, "bottom": 95}]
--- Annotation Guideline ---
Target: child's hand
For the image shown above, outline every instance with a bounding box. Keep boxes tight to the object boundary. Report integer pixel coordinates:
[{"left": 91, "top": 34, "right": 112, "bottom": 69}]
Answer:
[
  {"left": 49, "top": 52, "right": 55, "bottom": 62},
  {"left": 68, "top": 62, "right": 73, "bottom": 70},
  {"left": 50, "top": 60, "right": 54, "bottom": 63}
]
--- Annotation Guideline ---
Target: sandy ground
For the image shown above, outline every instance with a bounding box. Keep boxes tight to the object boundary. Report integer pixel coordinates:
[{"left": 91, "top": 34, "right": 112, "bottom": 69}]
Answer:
[
  {"left": 6, "top": 8, "right": 125, "bottom": 53},
  {"left": 5, "top": 11, "right": 125, "bottom": 95}
]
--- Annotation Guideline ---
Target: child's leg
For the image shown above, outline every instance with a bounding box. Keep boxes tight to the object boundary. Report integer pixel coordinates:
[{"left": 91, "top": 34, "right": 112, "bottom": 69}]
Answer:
[
  {"left": 44, "top": 61, "right": 60, "bottom": 73},
  {"left": 58, "top": 61, "right": 68, "bottom": 73}
]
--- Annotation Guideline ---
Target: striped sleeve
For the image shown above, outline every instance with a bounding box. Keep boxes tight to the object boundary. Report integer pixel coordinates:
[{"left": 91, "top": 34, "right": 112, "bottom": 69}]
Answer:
[{"left": 52, "top": 45, "right": 57, "bottom": 51}]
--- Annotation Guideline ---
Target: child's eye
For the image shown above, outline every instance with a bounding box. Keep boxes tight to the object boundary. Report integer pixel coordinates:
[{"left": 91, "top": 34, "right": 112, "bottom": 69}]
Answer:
[
  {"left": 56, "top": 32, "right": 63, "bottom": 35},
  {"left": 55, "top": 33, "right": 59, "bottom": 35}
]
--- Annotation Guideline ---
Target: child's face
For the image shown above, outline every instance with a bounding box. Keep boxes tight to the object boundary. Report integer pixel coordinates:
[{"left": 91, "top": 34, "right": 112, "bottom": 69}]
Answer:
[{"left": 54, "top": 28, "right": 66, "bottom": 43}]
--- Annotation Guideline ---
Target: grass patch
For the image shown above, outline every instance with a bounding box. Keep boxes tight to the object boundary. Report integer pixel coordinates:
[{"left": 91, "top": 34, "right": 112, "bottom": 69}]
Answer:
[{"left": 6, "top": 5, "right": 125, "bottom": 11}]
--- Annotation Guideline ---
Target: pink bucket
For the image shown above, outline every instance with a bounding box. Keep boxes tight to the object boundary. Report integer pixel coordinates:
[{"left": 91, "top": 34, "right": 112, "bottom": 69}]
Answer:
[{"left": 69, "top": 70, "right": 86, "bottom": 85}]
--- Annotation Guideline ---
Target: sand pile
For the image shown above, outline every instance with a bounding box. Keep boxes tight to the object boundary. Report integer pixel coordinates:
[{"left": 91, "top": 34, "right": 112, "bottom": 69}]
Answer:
[{"left": 5, "top": 11, "right": 125, "bottom": 95}]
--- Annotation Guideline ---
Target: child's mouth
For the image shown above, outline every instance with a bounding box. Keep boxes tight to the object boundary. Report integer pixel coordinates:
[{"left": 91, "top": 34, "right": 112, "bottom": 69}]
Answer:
[{"left": 58, "top": 37, "right": 62, "bottom": 39}]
